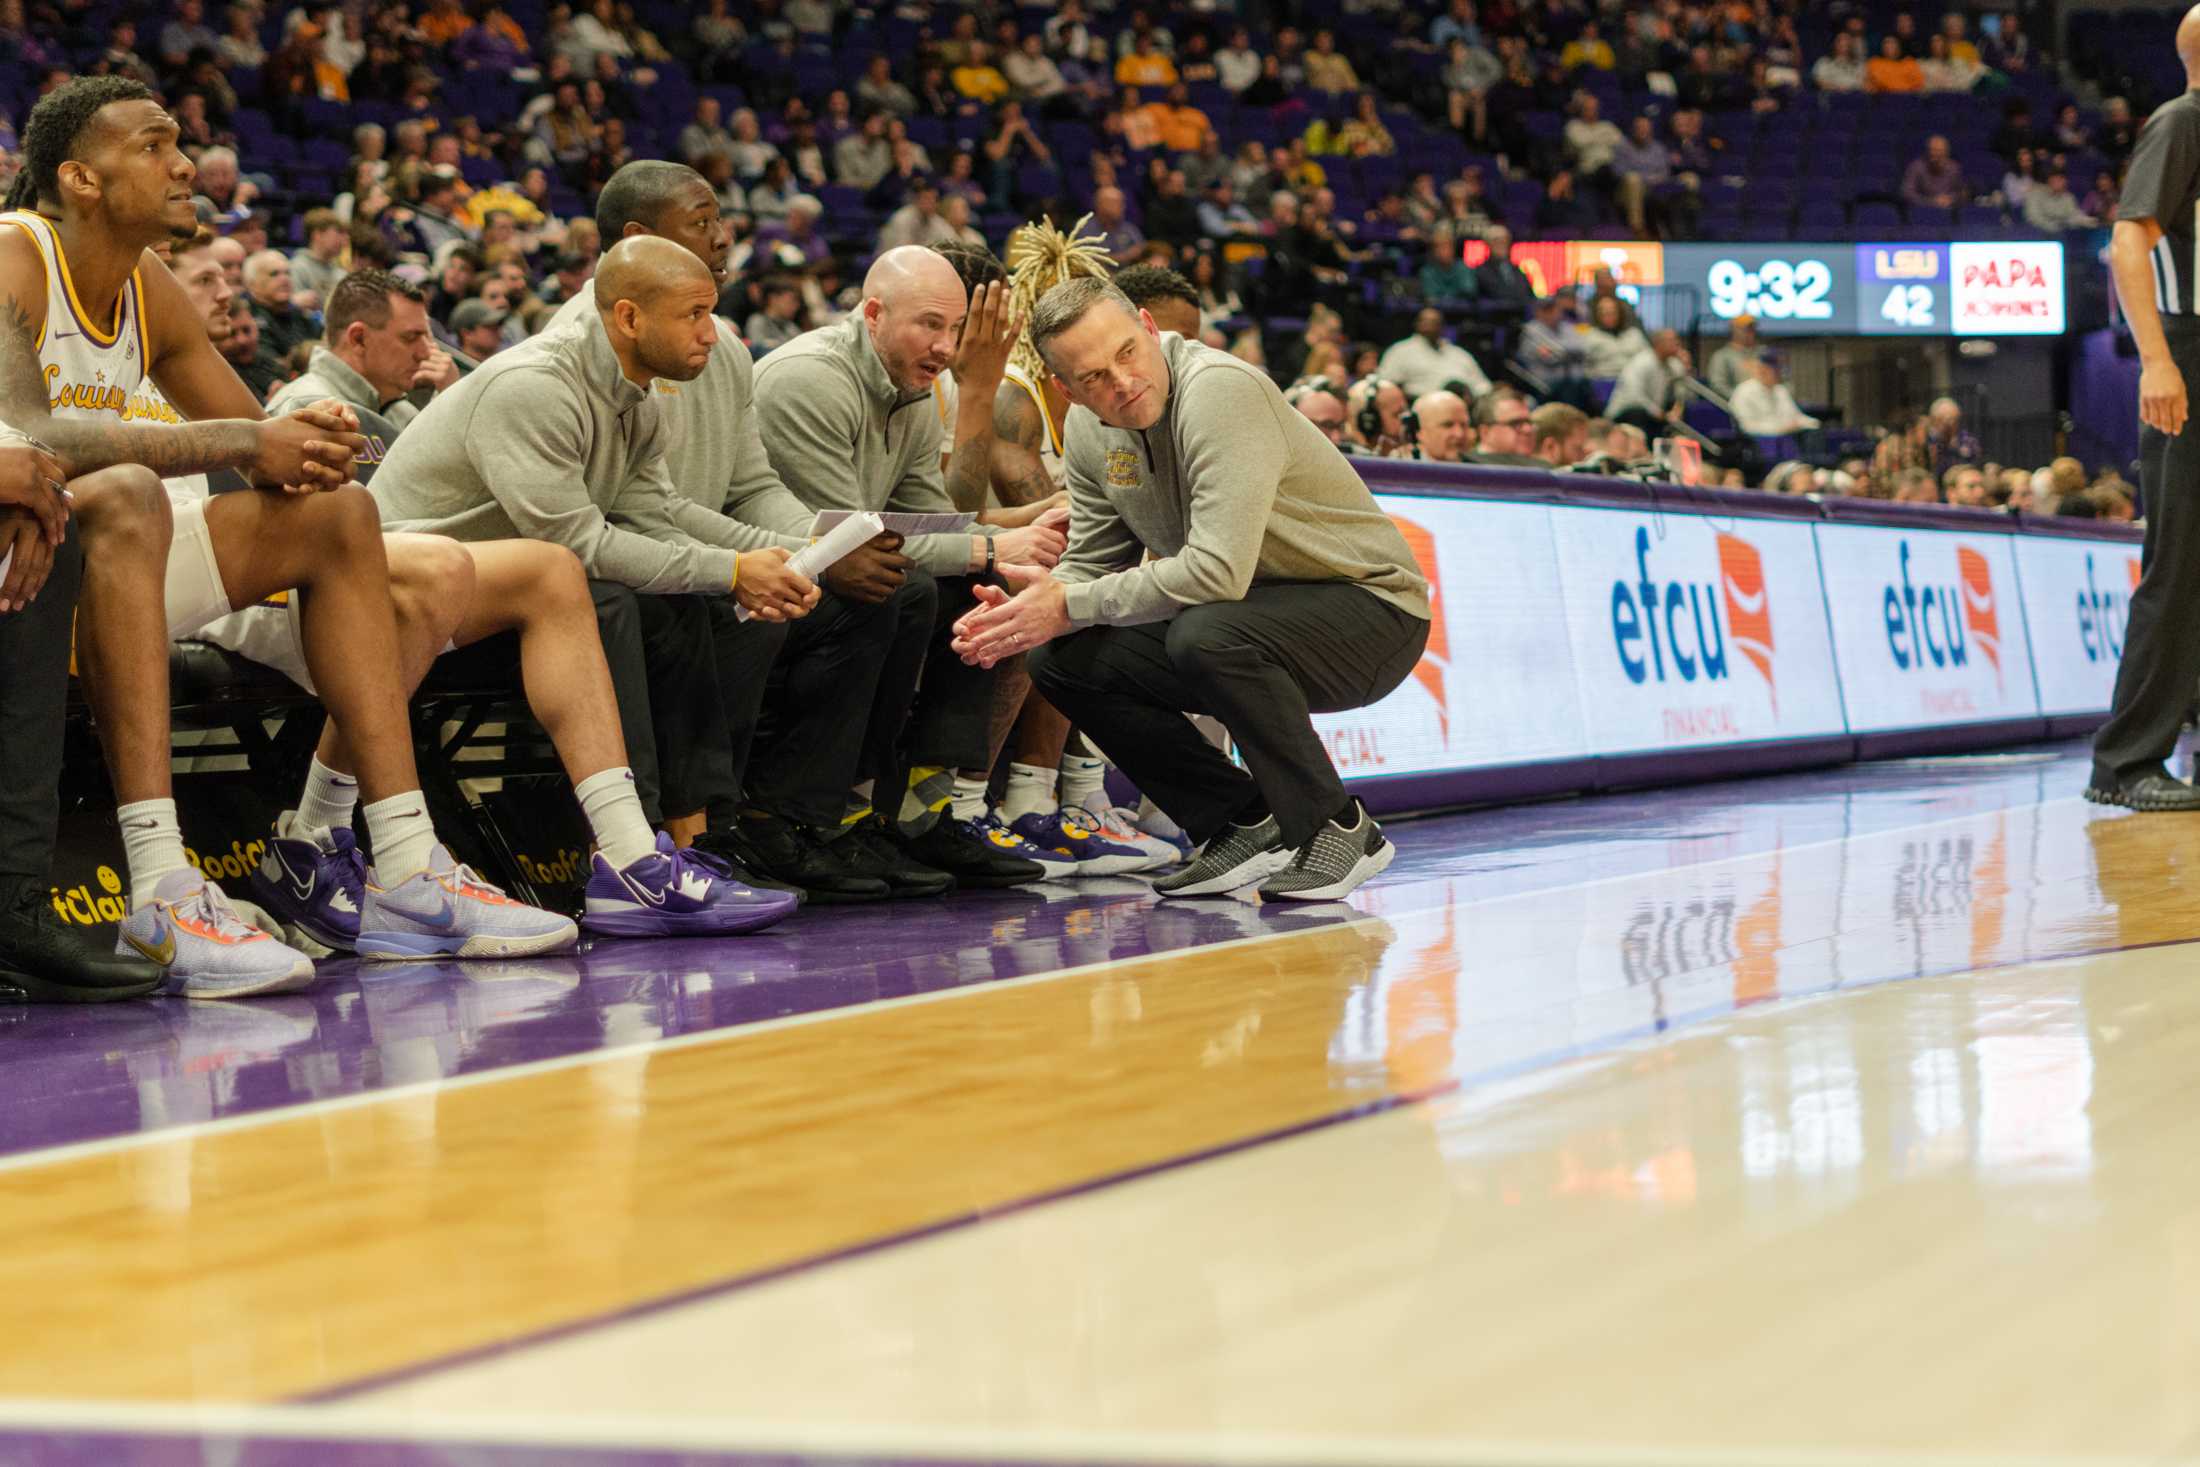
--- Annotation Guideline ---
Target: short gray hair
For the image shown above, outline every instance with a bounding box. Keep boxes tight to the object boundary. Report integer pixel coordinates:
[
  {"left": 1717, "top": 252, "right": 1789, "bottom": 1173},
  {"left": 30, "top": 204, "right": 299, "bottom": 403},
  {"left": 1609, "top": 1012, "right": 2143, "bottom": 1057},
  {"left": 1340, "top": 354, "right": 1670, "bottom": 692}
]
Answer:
[{"left": 1029, "top": 277, "right": 1139, "bottom": 370}]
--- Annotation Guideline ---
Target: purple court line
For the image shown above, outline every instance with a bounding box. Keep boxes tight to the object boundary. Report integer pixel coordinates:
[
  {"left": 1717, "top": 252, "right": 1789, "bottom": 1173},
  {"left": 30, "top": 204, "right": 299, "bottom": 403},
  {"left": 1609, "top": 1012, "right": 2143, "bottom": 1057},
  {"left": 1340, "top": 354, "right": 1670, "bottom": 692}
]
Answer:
[{"left": 303, "top": 923, "right": 2200, "bottom": 1409}]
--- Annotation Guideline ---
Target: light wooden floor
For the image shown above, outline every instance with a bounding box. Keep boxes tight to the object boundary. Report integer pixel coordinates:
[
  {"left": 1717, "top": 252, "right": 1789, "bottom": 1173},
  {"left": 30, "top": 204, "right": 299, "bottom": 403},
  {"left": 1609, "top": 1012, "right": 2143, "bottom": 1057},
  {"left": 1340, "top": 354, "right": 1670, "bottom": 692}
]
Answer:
[{"left": 7, "top": 757, "right": 2200, "bottom": 1464}]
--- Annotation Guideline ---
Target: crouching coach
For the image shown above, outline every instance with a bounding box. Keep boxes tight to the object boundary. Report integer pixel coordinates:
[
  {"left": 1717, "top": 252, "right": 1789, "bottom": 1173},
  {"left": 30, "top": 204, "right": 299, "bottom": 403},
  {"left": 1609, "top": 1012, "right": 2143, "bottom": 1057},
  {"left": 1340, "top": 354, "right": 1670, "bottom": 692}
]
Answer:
[{"left": 952, "top": 278, "right": 1431, "bottom": 902}]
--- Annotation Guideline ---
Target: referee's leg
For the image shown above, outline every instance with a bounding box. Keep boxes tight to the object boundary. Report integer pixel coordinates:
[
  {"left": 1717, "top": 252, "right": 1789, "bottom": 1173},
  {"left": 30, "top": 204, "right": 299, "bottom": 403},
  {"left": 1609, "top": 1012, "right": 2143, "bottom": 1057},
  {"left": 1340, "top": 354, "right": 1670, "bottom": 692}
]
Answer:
[{"left": 2093, "top": 320, "right": 2200, "bottom": 798}]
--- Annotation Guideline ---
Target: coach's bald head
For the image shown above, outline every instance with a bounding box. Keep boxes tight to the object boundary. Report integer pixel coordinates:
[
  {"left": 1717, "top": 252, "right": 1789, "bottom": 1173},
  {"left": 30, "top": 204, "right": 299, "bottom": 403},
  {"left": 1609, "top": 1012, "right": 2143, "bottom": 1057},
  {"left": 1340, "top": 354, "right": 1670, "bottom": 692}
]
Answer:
[
  {"left": 861, "top": 245, "right": 968, "bottom": 393},
  {"left": 2182, "top": 5, "right": 2200, "bottom": 77},
  {"left": 595, "top": 235, "right": 721, "bottom": 384}
]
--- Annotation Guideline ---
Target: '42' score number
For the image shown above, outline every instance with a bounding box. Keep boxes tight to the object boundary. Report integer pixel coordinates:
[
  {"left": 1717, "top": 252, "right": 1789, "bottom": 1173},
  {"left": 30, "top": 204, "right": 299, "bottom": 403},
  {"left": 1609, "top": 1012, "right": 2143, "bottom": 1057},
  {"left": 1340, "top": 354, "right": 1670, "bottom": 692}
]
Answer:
[
  {"left": 1706, "top": 257, "right": 1836, "bottom": 321},
  {"left": 1878, "top": 284, "right": 1936, "bottom": 328}
]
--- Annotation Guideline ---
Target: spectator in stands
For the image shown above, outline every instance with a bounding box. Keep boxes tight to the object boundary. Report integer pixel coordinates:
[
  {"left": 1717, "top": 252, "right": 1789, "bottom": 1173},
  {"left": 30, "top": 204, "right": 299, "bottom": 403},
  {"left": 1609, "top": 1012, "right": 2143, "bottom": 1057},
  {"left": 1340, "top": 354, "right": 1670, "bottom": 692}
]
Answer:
[
  {"left": 1336, "top": 95, "right": 1395, "bottom": 158},
  {"left": 192, "top": 145, "right": 255, "bottom": 217},
  {"left": 857, "top": 55, "right": 918, "bottom": 118},
  {"left": 1990, "top": 100, "right": 2041, "bottom": 161},
  {"left": 244, "top": 248, "right": 315, "bottom": 367},
  {"left": 288, "top": 207, "right": 349, "bottom": 313},
  {"left": 2023, "top": 168, "right": 2098, "bottom": 232},
  {"left": 1706, "top": 316, "right": 1762, "bottom": 397},
  {"left": 1343, "top": 376, "right": 1410, "bottom": 458},
  {"left": 1005, "top": 33, "right": 1069, "bottom": 110},
  {"left": 218, "top": 4, "right": 267, "bottom": 69},
  {"left": 1261, "top": 190, "right": 1348, "bottom": 305},
  {"left": 746, "top": 277, "right": 805, "bottom": 352},
  {"left": 1413, "top": 390, "right": 1472, "bottom": 462},
  {"left": 1418, "top": 228, "right": 1477, "bottom": 303},
  {"left": 1900, "top": 135, "right": 1968, "bottom": 211},
  {"left": 1470, "top": 391, "right": 1541, "bottom": 466},
  {"left": 725, "top": 109, "right": 779, "bottom": 183},
  {"left": 1215, "top": 28, "right": 1261, "bottom": 94},
  {"left": 1198, "top": 176, "right": 1260, "bottom": 240},
  {"left": 1305, "top": 28, "right": 1360, "bottom": 94},
  {"left": 1088, "top": 185, "right": 1144, "bottom": 262},
  {"left": 1562, "top": 91, "right": 1622, "bottom": 188},
  {"left": 981, "top": 102, "right": 1054, "bottom": 205},
  {"left": 1515, "top": 294, "right": 1593, "bottom": 407},
  {"left": 937, "top": 149, "right": 987, "bottom": 209},
  {"left": 404, "top": 168, "right": 475, "bottom": 255},
  {"left": 748, "top": 157, "right": 800, "bottom": 222},
  {"left": 1924, "top": 397, "right": 1982, "bottom": 474},
  {"left": 1866, "top": 36, "right": 1924, "bottom": 93},
  {"left": 1728, "top": 355, "right": 1819, "bottom": 437},
  {"left": 2000, "top": 147, "right": 2038, "bottom": 210},
  {"left": 1474, "top": 224, "right": 1535, "bottom": 310},
  {"left": 1116, "top": 31, "right": 1177, "bottom": 89},
  {"left": 216, "top": 293, "right": 286, "bottom": 404},
  {"left": 1893, "top": 468, "right": 1940, "bottom": 503},
  {"left": 2098, "top": 96, "right": 2138, "bottom": 165},
  {"left": 1146, "top": 83, "right": 1215, "bottom": 155},
  {"left": 426, "top": 243, "right": 483, "bottom": 327},
  {"left": 678, "top": 97, "right": 734, "bottom": 168},
  {"left": 1986, "top": 13, "right": 2032, "bottom": 73},
  {"left": 877, "top": 178, "right": 958, "bottom": 252},
  {"left": 1531, "top": 402, "right": 1593, "bottom": 467},
  {"left": 1942, "top": 464, "right": 1990, "bottom": 508},
  {"left": 1560, "top": 22, "right": 1615, "bottom": 73},
  {"left": 1920, "top": 33, "right": 1984, "bottom": 93},
  {"left": 275, "top": 269, "right": 459, "bottom": 433},
  {"left": 1535, "top": 169, "right": 1598, "bottom": 233},
  {"left": 2084, "top": 170, "right": 2120, "bottom": 221},
  {"left": 953, "top": 41, "right": 1012, "bottom": 105},
  {"left": 1611, "top": 114, "right": 1672, "bottom": 238},
  {"left": 1379, "top": 308, "right": 1492, "bottom": 400},
  {"left": 449, "top": 296, "right": 508, "bottom": 361},
  {"left": 158, "top": 0, "right": 217, "bottom": 71},
  {"left": 1810, "top": 32, "right": 1867, "bottom": 91},
  {"left": 1604, "top": 328, "right": 1690, "bottom": 435},
  {"left": 1143, "top": 169, "right": 1202, "bottom": 251},
  {"left": 836, "top": 111, "right": 892, "bottom": 192},
  {"left": 1289, "top": 381, "right": 1349, "bottom": 445}
]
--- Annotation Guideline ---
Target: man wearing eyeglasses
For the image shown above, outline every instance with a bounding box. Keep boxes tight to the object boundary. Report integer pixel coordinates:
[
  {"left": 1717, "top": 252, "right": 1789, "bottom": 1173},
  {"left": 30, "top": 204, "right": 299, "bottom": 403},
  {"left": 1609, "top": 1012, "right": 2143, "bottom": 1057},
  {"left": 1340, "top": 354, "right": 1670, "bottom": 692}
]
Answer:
[{"left": 1468, "top": 387, "right": 1543, "bottom": 466}]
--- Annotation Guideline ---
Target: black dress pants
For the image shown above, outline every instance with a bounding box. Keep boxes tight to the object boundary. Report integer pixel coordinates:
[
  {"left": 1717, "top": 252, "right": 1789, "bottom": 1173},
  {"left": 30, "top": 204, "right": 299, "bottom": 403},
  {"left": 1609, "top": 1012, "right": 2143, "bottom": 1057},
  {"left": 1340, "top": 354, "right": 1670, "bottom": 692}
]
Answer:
[
  {"left": 745, "top": 574, "right": 937, "bottom": 828},
  {"left": 2096, "top": 317, "right": 2200, "bottom": 783},
  {"left": 1029, "top": 581, "right": 1429, "bottom": 848},
  {"left": 701, "top": 600, "right": 791, "bottom": 829},
  {"left": 0, "top": 524, "right": 81, "bottom": 879},
  {"left": 589, "top": 582, "right": 735, "bottom": 826}
]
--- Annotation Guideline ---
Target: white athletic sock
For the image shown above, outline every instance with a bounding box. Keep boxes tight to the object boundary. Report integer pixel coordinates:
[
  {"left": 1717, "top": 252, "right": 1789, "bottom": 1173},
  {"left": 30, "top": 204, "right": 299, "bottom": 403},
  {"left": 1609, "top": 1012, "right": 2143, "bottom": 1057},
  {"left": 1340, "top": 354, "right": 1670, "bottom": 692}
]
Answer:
[
  {"left": 574, "top": 766, "right": 657, "bottom": 870},
  {"left": 118, "top": 798, "right": 193, "bottom": 909},
  {"left": 1002, "top": 762, "right": 1058, "bottom": 823},
  {"left": 949, "top": 774, "right": 990, "bottom": 823},
  {"left": 1059, "top": 754, "right": 1107, "bottom": 813},
  {"left": 290, "top": 755, "right": 359, "bottom": 838},
  {"left": 1136, "top": 795, "right": 1185, "bottom": 840},
  {"left": 362, "top": 792, "right": 438, "bottom": 883}
]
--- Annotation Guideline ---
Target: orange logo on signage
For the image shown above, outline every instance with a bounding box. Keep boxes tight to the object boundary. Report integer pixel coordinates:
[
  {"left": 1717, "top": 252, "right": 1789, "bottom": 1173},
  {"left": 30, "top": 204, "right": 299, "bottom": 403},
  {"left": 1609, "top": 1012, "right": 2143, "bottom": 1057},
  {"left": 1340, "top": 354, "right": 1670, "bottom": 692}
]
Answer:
[
  {"left": 1716, "top": 532, "right": 1775, "bottom": 711},
  {"left": 1957, "top": 547, "right": 2002, "bottom": 686},
  {"left": 1395, "top": 516, "right": 1449, "bottom": 741}
]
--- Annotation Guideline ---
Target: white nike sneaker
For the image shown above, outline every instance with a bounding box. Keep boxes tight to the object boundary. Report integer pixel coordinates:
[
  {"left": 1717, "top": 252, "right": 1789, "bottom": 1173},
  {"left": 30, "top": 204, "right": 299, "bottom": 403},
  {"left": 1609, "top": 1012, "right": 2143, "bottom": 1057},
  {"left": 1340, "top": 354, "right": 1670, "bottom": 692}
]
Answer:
[
  {"left": 115, "top": 868, "right": 317, "bottom": 999},
  {"left": 357, "top": 845, "right": 579, "bottom": 962},
  {"left": 1088, "top": 803, "right": 1188, "bottom": 871}
]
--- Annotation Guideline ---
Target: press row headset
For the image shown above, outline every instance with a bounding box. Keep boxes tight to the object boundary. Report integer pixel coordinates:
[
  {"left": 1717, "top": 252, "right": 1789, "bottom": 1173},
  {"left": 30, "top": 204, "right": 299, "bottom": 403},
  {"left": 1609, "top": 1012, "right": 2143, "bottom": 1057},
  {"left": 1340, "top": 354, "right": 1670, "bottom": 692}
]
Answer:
[{"left": 1348, "top": 375, "right": 1402, "bottom": 442}]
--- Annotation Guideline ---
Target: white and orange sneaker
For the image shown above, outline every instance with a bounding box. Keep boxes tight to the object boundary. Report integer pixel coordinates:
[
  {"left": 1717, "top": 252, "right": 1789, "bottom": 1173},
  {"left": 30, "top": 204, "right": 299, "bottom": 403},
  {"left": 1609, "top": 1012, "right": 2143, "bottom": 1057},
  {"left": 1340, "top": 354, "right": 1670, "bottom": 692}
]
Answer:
[
  {"left": 115, "top": 868, "right": 318, "bottom": 999},
  {"left": 357, "top": 845, "right": 578, "bottom": 962}
]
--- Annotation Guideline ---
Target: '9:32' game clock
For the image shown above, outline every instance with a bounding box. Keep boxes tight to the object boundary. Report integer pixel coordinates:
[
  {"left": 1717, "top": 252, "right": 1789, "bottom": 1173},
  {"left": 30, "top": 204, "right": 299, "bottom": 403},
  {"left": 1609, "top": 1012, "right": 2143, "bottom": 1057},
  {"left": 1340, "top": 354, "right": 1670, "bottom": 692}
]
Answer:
[{"left": 1703, "top": 252, "right": 1840, "bottom": 322}]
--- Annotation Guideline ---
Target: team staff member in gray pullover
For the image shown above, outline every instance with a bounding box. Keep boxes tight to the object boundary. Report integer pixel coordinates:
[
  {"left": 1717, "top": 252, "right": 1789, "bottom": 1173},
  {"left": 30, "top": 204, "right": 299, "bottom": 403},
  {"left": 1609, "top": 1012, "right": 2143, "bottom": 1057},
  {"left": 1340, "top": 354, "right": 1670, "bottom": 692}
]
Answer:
[
  {"left": 373, "top": 237, "right": 817, "bottom": 837},
  {"left": 750, "top": 245, "right": 1068, "bottom": 888},
  {"left": 551, "top": 162, "right": 950, "bottom": 901},
  {"left": 955, "top": 278, "right": 1431, "bottom": 904}
]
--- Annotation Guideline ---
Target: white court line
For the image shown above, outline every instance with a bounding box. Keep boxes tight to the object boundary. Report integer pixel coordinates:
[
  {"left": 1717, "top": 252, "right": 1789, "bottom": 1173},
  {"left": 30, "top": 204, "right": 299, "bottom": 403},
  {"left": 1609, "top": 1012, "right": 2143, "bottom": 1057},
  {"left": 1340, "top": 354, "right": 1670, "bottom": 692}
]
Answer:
[
  {"left": 0, "top": 795, "right": 2083, "bottom": 1179},
  {"left": 0, "top": 1397, "right": 2162, "bottom": 1467}
]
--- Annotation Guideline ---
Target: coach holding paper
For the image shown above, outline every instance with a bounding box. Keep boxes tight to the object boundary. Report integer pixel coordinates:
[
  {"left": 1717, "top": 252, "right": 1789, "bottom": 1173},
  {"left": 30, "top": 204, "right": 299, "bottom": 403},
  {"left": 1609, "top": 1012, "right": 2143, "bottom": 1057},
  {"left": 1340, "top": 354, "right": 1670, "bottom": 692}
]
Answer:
[
  {"left": 2089, "top": 5, "right": 2200, "bottom": 812},
  {"left": 955, "top": 279, "right": 1431, "bottom": 902}
]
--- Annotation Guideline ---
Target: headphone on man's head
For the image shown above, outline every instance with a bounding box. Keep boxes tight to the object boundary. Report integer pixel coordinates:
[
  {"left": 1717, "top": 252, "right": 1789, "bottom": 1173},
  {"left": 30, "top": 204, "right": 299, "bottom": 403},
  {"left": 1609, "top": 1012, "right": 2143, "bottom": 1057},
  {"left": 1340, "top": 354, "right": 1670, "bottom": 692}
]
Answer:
[
  {"left": 1349, "top": 375, "right": 1401, "bottom": 440},
  {"left": 1284, "top": 374, "right": 1343, "bottom": 408}
]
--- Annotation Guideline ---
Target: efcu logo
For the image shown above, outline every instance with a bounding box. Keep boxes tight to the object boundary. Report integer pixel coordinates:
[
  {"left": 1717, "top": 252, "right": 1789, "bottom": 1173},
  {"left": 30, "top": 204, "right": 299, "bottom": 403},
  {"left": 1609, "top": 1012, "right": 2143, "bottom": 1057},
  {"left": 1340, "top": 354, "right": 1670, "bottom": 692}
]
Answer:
[
  {"left": 1716, "top": 532, "right": 1776, "bottom": 711},
  {"left": 1394, "top": 515, "right": 1449, "bottom": 740},
  {"left": 1957, "top": 546, "right": 2001, "bottom": 687}
]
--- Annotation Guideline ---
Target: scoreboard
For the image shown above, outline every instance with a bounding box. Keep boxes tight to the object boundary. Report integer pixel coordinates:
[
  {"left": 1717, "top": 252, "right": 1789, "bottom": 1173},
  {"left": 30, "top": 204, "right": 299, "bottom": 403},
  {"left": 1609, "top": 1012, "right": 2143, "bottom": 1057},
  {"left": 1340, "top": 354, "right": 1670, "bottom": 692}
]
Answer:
[{"left": 1469, "top": 238, "right": 2069, "bottom": 338}]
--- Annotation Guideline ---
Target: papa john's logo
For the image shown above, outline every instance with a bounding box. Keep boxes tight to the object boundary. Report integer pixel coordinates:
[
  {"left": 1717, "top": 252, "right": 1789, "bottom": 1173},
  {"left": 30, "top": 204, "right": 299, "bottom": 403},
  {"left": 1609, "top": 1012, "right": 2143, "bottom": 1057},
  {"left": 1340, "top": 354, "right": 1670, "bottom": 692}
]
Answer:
[
  {"left": 1610, "top": 527, "right": 1778, "bottom": 708},
  {"left": 1394, "top": 515, "right": 1449, "bottom": 740}
]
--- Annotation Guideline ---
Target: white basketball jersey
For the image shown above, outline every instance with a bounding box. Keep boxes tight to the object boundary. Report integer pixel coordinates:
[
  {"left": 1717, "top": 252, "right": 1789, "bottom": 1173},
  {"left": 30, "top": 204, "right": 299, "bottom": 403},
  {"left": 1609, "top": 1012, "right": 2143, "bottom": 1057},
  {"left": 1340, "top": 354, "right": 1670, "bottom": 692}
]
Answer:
[
  {"left": 0, "top": 211, "right": 149, "bottom": 422},
  {"left": 0, "top": 213, "right": 206, "bottom": 501}
]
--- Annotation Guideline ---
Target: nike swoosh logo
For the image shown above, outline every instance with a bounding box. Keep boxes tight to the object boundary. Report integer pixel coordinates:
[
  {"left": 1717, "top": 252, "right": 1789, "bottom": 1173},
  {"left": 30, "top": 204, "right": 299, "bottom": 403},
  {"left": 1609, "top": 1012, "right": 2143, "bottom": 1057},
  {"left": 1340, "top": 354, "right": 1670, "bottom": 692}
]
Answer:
[
  {"left": 616, "top": 867, "right": 673, "bottom": 907},
  {"left": 382, "top": 897, "right": 455, "bottom": 929},
  {"left": 274, "top": 845, "right": 316, "bottom": 903},
  {"left": 124, "top": 922, "right": 176, "bottom": 967}
]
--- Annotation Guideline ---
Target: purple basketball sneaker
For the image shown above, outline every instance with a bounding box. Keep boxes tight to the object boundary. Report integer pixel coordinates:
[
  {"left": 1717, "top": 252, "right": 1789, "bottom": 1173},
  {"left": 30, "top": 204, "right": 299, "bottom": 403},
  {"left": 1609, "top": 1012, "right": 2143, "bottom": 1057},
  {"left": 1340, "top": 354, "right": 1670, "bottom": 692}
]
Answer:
[
  {"left": 582, "top": 834, "right": 798, "bottom": 936},
  {"left": 250, "top": 817, "right": 367, "bottom": 952}
]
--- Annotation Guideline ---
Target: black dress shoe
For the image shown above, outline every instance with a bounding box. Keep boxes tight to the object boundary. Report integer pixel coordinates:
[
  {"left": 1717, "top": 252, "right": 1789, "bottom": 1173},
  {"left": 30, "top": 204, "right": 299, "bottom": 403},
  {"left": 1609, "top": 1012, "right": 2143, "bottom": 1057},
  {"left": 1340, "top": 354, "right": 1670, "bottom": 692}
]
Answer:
[
  {"left": 726, "top": 814, "right": 890, "bottom": 904},
  {"left": 2083, "top": 769, "right": 2200, "bottom": 812},
  {"left": 893, "top": 814, "right": 1047, "bottom": 889},
  {"left": 833, "top": 819, "right": 955, "bottom": 898},
  {"left": 0, "top": 876, "right": 164, "bottom": 1003},
  {"left": 688, "top": 830, "right": 807, "bottom": 907}
]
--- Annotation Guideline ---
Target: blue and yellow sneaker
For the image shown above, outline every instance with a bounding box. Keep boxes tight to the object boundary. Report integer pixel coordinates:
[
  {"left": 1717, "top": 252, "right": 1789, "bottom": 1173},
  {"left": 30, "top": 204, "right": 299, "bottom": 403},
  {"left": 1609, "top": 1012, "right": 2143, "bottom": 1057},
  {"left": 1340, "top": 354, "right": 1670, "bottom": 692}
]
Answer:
[
  {"left": 1009, "top": 808, "right": 1154, "bottom": 876},
  {"left": 117, "top": 868, "right": 317, "bottom": 999},
  {"left": 358, "top": 845, "right": 579, "bottom": 961}
]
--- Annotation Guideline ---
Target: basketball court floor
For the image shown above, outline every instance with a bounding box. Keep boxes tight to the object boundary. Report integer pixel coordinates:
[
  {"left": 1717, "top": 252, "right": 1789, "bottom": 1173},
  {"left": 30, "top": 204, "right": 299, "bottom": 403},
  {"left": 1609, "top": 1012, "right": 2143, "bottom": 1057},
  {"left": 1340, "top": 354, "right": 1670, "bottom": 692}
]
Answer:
[{"left": 4, "top": 740, "right": 2197, "bottom": 1465}]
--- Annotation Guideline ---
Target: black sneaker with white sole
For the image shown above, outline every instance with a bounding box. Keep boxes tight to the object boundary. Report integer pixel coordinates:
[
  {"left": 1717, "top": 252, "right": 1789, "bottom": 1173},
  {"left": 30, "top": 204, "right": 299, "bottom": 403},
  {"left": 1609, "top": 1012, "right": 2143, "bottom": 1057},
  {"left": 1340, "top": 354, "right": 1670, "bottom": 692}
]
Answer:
[
  {"left": 1151, "top": 815, "right": 1290, "bottom": 898},
  {"left": 2082, "top": 768, "right": 2200, "bottom": 812},
  {"left": 1257, "top": 804, "right": 1394, "bottom": 902}
]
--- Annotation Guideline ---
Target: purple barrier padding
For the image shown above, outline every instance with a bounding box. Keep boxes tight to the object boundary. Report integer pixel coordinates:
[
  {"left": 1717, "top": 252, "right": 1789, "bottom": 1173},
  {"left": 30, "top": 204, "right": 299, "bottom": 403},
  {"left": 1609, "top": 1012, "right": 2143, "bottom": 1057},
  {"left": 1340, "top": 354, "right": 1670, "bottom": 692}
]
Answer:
[
  {"left": 1816, "top": 495, "right": 2025, "bottom": 533},
  {"left": 1853, "top": 717, "right": 2053, "bottom": 759},
  {"left": 1592, "top": 736, "right": 1858, "bottom": 793},
  {"left": 2008, "top": 509, "right": 2146, "bottom": 542},
  {"left": 1351, "top": 758, "right": 1600, "bottom": 818}
]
